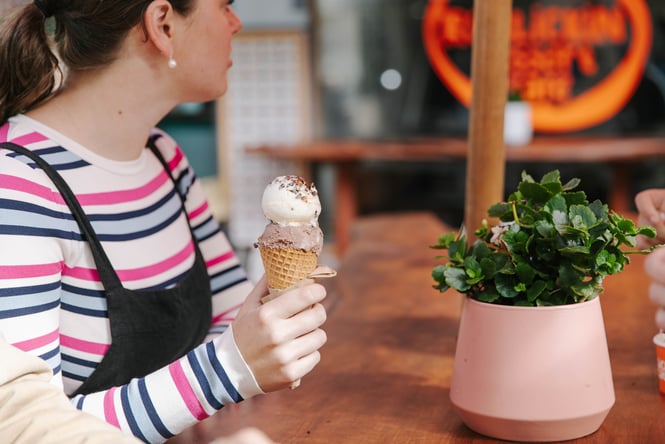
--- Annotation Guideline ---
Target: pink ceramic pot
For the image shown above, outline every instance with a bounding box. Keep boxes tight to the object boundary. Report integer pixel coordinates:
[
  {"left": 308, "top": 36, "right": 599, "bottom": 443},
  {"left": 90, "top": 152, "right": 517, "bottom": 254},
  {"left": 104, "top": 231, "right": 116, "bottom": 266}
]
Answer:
[{"left": 450, "top": 297, "right": 615, "bottom": 442}]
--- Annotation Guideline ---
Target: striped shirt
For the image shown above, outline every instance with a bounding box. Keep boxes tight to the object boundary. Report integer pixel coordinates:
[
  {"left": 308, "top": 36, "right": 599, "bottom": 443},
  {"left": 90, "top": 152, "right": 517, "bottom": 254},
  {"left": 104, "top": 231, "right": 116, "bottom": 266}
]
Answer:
[{"left": 0, "top": 115, "right": 262, "bottom": 443}]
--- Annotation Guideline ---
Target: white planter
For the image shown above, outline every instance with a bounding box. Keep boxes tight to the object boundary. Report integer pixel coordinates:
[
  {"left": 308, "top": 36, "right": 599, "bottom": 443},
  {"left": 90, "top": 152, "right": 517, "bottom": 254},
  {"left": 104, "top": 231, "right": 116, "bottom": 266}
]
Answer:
[
  {"left": 504, "top": 101, "right": 533, "bottom": 146},
  {"left": 450, "top": 297, "right": 615, "bottom": 442}
]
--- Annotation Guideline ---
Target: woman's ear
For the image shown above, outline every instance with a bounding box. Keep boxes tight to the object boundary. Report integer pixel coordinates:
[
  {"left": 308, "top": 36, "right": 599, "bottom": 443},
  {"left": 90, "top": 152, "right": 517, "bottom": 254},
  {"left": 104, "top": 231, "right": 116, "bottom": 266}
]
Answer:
[{"left": 142, "top": 0, "right": 176, "bottom": 59}]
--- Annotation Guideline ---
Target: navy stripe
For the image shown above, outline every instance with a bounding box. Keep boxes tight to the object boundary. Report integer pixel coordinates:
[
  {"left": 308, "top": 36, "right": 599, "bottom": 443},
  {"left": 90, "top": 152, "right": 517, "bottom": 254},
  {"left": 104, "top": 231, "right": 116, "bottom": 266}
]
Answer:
[
  {"left": 138, "top": 379, "right": 174, "bottom": 439},
  {"left": 138, "top": 268, "right": 190, "bottom": 291},
  {"left": 0, "top": 197, "right": 75, "bottom": 220},
  {"left": 175, "top": 168, "right": 192, "bottom": 199},
  {"left": 33, "top": 146, "right": 71, "bottom": 156},
  {"left": 62, "top": 354, "right": 99, "bottom": 369},
  {"left": 187, "top": 350, "right": 223, "bottom": 409},
  {"left": 0, "top": 224, "right": 80, "bottom": 240},
  {"left": 1, "top": 187, "right": 175, "bottom": 226},
  {"left": 40, "top": 346, "right": 60, "bottom": 361},
  {"left": 216, "top": 277, "right": 247, "bottom": 293},
  {"left": 61, "top": 283, "right": 105, "bottom": 298},
  {"left": 86, "top": 190, "right": 176, "bottom": 222},
  {"left": 62, "top": 370, "right": 87, "bottom": 382},
  {"left": 94, "top": 208, "right": 181, "bottom": 242},
  {"left": 120, "top": 385, "right": 149, "bottom": 443},
  {"left": 44, "top": 159, "right": 90, "bottom": 171},
  {"left": 193, "top": 216, "right": 219, "bottom": 242},
  {"left": 209, "top": 264, "right": 242, "bottom": 281},
  {"left": 0, "top": 300, "right": 60, "bottom": 319},
  {"left": 0, "top": 280, "right": 59, "bottom": 297},
  {"left": 60, "top": 302, "right": 107, "bottom": 317},
  {"left": 206, "top": 341, "right": 242, "bottom": 402}
]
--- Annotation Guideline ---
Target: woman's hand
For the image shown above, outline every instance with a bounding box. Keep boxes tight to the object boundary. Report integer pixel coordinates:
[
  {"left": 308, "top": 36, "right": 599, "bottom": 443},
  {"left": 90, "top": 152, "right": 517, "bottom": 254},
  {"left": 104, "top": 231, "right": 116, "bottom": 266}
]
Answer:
[
  {"left": 635, "top": 189, "right": 665, "bottom": 248},
  {"left": 645, "top": 247, "right": 665, "bottom": 330},
  {"left": 231, "top": 276, "right": 328, "bottom": 392}
]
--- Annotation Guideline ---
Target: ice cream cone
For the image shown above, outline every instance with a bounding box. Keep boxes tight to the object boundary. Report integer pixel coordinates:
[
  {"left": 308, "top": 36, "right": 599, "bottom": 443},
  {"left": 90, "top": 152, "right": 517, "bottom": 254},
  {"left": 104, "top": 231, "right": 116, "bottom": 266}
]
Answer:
[{"left": 260, "top": 247, "right": 318, "bottom": 292}]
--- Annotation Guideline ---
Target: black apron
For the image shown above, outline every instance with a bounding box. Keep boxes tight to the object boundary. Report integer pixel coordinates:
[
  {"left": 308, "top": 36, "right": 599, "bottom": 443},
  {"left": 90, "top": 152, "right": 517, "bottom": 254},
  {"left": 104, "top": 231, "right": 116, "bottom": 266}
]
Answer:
[{"left": 0, "top": 140, "right": 212, "bottom": 395}]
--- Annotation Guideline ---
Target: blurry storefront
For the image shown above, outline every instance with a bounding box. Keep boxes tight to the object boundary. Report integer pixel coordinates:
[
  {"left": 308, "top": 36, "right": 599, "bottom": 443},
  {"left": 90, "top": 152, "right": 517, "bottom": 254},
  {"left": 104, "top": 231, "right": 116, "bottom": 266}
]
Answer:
[{"left": 313, "top": 0, "right": 665, "bottom": 226}]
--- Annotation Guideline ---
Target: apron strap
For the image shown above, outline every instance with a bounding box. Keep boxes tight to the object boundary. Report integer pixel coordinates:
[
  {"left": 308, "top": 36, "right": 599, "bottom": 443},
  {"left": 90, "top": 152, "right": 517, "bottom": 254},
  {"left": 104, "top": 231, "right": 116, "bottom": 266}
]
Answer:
[{"left": 0, "top": 141, "right": 123, "bottom": 292}]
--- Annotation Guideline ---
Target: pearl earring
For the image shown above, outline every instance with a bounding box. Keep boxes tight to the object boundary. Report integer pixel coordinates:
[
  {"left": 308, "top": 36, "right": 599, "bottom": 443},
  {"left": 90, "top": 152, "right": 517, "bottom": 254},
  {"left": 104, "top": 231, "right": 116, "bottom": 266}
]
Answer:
[{"left": 168, "top": 57, "right": 177, "bottom": 69}]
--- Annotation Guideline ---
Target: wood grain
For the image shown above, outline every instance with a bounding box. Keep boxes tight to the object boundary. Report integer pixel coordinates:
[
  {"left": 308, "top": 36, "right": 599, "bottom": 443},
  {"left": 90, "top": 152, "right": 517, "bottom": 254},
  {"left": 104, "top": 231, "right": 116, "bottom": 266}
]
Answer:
[{"left": 167, "top": 212, "right": 665, "bottom": 443}]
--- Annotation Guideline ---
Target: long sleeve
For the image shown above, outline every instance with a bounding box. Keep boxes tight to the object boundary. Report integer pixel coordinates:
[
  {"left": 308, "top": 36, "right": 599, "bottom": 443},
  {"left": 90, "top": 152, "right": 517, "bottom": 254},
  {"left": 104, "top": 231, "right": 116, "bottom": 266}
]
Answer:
[{"left": 69, "top": 327, "right": 263, "bottom": 443}]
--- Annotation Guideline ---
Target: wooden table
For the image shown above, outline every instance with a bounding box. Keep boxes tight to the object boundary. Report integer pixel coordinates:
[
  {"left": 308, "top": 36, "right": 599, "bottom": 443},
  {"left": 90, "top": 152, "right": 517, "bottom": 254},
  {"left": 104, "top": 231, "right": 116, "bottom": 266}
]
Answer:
[
  {"left": 247, "top": 137, "right": 665, "bottom": 256},
  {"left": 167, "top": 212, "right": 665, "bottom": 444}
]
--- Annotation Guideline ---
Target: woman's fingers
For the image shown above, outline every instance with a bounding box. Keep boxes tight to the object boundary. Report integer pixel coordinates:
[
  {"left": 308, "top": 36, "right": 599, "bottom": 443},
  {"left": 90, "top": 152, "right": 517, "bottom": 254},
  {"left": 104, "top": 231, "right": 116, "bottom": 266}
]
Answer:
[
  {"left": 272, "top": 327, "right": 327, "bottom": 365},
  {"left": 232, "top": 281, "right": 329, "bottom": 392},
  {"left": 262, "top": 283, "right": 326, "bottom": 319}
]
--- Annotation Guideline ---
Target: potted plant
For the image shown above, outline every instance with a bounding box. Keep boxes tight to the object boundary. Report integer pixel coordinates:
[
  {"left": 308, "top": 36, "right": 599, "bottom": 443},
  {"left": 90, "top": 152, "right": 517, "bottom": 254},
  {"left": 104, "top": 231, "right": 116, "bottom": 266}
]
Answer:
[{"left": 431, "top": 170, "right": 655, "bottom": 442}]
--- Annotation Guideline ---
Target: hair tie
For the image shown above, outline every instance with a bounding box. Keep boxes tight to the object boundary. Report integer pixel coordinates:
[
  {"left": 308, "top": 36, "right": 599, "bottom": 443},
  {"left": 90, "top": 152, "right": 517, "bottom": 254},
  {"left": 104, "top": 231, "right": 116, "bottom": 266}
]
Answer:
[{"left": 33, "top": 0, "right": 54, "bottom": 18}]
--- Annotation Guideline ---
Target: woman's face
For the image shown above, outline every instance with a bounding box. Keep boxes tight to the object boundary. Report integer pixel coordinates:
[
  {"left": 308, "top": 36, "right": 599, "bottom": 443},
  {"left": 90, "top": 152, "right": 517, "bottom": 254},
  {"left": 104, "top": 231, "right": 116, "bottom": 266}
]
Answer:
[{"left": 174, "top": 0, "right": 242, "bottom": 102}]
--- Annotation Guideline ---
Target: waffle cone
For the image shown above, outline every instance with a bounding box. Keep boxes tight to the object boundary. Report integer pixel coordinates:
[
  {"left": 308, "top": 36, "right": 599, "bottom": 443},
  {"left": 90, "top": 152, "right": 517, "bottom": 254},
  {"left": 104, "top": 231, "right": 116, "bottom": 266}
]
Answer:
[{"left": 260, "top": 247, "right": 318, "bottom": 291}]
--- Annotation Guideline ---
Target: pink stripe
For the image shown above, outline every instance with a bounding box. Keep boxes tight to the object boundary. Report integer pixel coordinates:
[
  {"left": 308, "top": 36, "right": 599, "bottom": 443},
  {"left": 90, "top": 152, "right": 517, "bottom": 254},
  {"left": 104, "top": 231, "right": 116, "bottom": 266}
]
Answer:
[
  {"left": 12, "top": 132, "right": 48, "bottom": 146},
  {"left": 65, "top": 242, "right": 195, "bottom": 282},
  {"left": 211, "top": 303, "right": 241, "bottom": 325},
  {"left": 116, "top": 242, "right": 194, "bottom": 281},
  {"left": 76, "top": 172, "right": 168, "bottom": 206},
  {"left": 0, "top": 261, "right": 62, "bottom": 279},
  {"left": 189, "top": 202, "right": 208, "bottom": 220},
  {"left": 1, "top": 174, "right": 67, "bottom": 205},
  {"left": 169, "top": 361, "right": 207, "bottom": 420},
  {"left": 12, "top": 329, "right": 60, "bottom": 352},
  {"left": 206, "top": 251, "right": 235, "bottom": 269},
  {"left": 2, "top": 169, "right": 169, "bottom": 208},
  {"left": 168, "top": 149, "right": 184, "bottom": 172},
  {"left": 62, "top": 265, "right": 99, "bottom": 283},
  {"left": 60, "top": 334, "right": 110, "bottom": 355},
  {"left": 0, "top": 122, "right": 9, "bottom": 141},
  {"left": 104, "top": 387, "right": 120, "bottom": 427}
]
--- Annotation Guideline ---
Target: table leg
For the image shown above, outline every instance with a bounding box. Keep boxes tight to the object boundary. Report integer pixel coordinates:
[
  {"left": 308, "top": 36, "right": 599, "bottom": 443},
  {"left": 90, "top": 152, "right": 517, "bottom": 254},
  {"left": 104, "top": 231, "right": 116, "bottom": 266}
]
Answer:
[
  {"left": 335, "top": 162, "right": 357, "bottom": 258},
  {"left": 608, "top": 163, "right": 632, "bottom": 214}
]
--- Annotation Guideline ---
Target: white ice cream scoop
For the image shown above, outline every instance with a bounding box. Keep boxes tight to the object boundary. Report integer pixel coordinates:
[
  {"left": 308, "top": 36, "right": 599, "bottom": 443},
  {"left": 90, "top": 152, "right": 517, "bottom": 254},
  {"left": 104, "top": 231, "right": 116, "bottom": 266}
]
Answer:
[{"left": 261, "top": 175, "right": 321, "bottom": 226}]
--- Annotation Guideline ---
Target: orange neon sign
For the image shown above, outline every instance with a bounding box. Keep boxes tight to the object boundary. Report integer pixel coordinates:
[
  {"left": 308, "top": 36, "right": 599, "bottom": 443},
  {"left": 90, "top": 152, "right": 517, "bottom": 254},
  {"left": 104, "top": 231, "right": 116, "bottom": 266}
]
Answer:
[{"left": 422, "top": 0, "right": 653, "bottom": 133}]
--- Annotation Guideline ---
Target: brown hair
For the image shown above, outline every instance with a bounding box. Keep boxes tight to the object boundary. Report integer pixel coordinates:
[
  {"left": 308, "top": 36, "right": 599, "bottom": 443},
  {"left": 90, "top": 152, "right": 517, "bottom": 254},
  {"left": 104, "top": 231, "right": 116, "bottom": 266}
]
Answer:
[{"left": 0, "top": 0, "right": 195, "bottom": 122}]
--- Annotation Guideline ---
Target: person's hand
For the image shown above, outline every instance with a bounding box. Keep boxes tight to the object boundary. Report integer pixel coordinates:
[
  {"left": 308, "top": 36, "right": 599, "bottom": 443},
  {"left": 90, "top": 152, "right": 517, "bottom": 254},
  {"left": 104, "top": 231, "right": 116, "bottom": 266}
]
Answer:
[
  {"left": 635, "top": 189, "right": 665, "bottom": 248},
  {"left": 209, "top": 427, "right": 275, "bottom": 444},
  {"left": 232, "top": 276, "right": 327, "bottom": 392},
  {"left": 645, "top": 247, "right": 665, "bottom": 330}
]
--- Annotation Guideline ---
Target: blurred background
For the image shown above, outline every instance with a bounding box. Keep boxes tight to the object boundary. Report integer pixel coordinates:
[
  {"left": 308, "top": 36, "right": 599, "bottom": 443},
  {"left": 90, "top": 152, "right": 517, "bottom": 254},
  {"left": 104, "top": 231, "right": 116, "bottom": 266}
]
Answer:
[{"left": 3, "top": 0, "right": 665, "bottom": 278}]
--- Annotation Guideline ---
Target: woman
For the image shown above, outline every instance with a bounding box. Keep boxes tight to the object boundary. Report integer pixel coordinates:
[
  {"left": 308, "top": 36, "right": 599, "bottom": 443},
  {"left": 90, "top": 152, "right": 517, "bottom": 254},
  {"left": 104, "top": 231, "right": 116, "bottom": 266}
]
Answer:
[{"left": 0, "top": 1, "right": 327, "bottom": 442}]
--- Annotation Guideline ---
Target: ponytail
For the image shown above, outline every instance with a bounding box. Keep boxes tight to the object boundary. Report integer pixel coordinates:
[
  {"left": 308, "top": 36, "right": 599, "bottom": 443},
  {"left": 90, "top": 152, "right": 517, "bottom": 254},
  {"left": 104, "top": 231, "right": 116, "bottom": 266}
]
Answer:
[{"left": 0, "top": 5, "right": 60, "bottom": 122}]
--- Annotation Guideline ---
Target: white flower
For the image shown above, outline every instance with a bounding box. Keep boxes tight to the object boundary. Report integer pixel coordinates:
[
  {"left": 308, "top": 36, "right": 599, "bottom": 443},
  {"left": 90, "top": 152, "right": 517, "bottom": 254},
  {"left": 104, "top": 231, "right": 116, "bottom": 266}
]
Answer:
[{"left": 490, "top": 221, "right": 516, "bottom": 245}]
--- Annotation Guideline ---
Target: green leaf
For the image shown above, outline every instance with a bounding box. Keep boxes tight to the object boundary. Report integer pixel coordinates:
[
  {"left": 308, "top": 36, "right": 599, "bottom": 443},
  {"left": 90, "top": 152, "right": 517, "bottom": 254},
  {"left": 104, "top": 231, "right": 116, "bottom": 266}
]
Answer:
[
  {"left": 447, "top": 238, "right": 467, "bottom": 263},
  {"left": 569, "top": 205, "right": 597, "bottom": 229},
  {"left": 526, "top": 279, "right": 548, "bottom": 302},
  {"left": 540, "top": 170, "right": 561, "bottom": 184},
  {"left": 488, "top": 202, "right": 511, "bottom": 218},
  {"left": 562, "top": 177, "right": 581, "bottom": 190},
  {"left": 519, "top": 182, "right": 553, "bottom": 204},
  {"left": 516, "top": 262, "right": 535, "bottom": 284},
  {"left": 563, "top": 191, "right": 588, "bottom": 206},
  {"left": 495, "top": 274, "right": 520, "bottom": 298},
  {"left": 476, "top": 286, "right": 501, "bottom": 303},
  {"left": 444, "top": 267, "right": 470, "bottom": 292}
]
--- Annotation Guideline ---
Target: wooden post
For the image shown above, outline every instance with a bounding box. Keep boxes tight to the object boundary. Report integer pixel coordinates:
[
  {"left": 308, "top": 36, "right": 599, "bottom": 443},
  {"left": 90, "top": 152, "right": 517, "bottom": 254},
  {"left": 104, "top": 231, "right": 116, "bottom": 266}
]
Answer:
[{"left": 464, "top": 0, "right": 513, "bottom": 238}]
